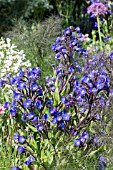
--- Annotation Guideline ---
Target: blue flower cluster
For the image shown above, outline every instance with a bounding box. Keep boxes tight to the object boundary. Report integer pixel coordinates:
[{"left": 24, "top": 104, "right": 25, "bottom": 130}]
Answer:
[
  {"left": 0, "top": 25, "right": 111, "bottom": 169},
  {"left": 74, "top": 132, "right": 89, "bottom": 146}
]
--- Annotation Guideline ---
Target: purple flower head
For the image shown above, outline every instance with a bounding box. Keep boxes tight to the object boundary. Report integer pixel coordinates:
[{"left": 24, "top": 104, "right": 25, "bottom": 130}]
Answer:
[
  {"left": 18, "top": 136, "right": 26, "bottom": 144},
  {"left": 42, "top": 114, "right": 48, "bottom": 121},
  {"left": 104, "top": 36, "right": 112, "bottom": 42},
  {"left": 59, "top": 122, "right": 65, "bottom": 129},
  {"left": 90, "top": 0, "right": 100, "bottom": 3},
  {"left": 13, "top": 91, "right": 21, "bottom": 100},
  {"left": 60, "top": 96, "right": 68, "bottom": 104},
  {"left": 82, "top": 132, "right": 89, "bottom": 140},
  {"left": 21, "top": 113, "right": 27, "bottom": 121},
  {"left": 52, "top": 117, "right": 57, "bottom": 124},
  {"left": 3, "top": 102, "right": 10, "bottom": 108},
  {"left": 95, "top": 113, "right": 101, "bottom": 121},
  {"left": 79, "top": 88, "right": 87, "bottom": 96},
  {"left": 76, "top": 26, "right": 80, "bottom": 33},
  {"left": 36, "top": 100, "right": 43, "bottom": 110},
  {"left": 80, "top": 136, "right": 85, "bottom": 143},
  {"left": 74, "top": 139, "right": 81, "bottom": 146},
  {"left": 87, "top": 3, "right": 107, "bottom": 16},
  {"left": 89, "top": 87, "right": 98, "bottom": 94},
  {"left": 62, "top": 113, "right": 70, "bottom": 121},
  {"left": 31, "top": 116, "right": 38, "bottom": 123},
  {"left": 10, "top": 106, "right": 16, "bottom": 117},
  {"left": 37, "top": 88, "right": 43, "bottom": 96},
  {"left": 24, "top": 156, "right": 35, "bottom": 166},
  {"left": 17, "top": 81, "right": 26, "bottom": 89},
  {"left": 68, "top": 66, "right": 74, "bottom": 73},
  {"left": 14, "top": 133, "right": 19, "bottom": 141},
  {"left": 55, "top": 52, "right": 61, "bottom": 60},
  {"left": 31, "top": 83, "right": 38, "bottom": 91},
  {"left": 63, "top": 28, "right": 71, "bottom": 36},
  {"left": 0, "top": 78, "right": 3, "bottom": 87},
  {"left": 12, "top": 100, "right": 16, "bottom": 106},
  {"left": 110, "top": 52, "right": 113, "bottom": 60},
  {"left": 10, "top": 167, "right": 22, "bottom": 170},
  {"left": 93, "top": 135, "right": 99, "bottom": 146},
  {"left": 36, "top": 124, "right": 43, "bottom": 131},
  {"left": 98, "top": 155, "right": 106, "bottom": 164},
  {"left": 28, "top": 112, "right": 36, "bottom": 120},
  {"left": 32, "top": 67, "right": 41, "bottom": 75},
  {"left": 19, "top": 68, "right": 24, "bottom": 77},
  {"left": 57, "top": 115, "right": 62, "bottom": 121},
  {"left": 17, "top": 146, "right": 25, "bottom": 153},
  {"left": 45, "top": 98, "right": 53, "bottom": 107},
  {"left": 49, "top": 108, "right": 57, "bottom": 116},
  {"left": 10, "top": 75, "right": 20, "bottom": 86},
  {"left": 56, "top": 37, "right": 61, "bottom": 43},
  {"left": 23, "top": 99, "right": 32, "bottom": 109}
]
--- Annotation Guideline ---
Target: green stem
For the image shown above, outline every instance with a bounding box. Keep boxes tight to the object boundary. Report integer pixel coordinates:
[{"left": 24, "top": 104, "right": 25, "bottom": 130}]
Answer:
[{"left": 97, "top": 16, "right": 103, "bottom": 51}]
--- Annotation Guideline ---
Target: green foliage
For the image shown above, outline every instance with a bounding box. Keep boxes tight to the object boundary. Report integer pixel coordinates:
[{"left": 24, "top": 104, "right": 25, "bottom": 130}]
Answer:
[
  {"left": 5, "top": 16, "right": 62, "bottom": 77},
  {"left": 0, "top": 0, "right": 53, "bottom": 36}
]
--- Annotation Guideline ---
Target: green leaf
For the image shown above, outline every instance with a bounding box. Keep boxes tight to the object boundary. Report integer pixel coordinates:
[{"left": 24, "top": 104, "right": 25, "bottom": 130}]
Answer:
[
  {"left": 30, "top": 138, "right": 38, "bottom": 150},
  {"left": 88, "top": 146, "right": 103, "bottom": 157},
  {"left": 27, "top": 123, "right": 37, "bottom": 132}
]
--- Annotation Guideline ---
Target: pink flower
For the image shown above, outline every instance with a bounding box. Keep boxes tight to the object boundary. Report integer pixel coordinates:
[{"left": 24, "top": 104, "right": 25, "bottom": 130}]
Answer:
[
  {"left": 87, "top": 3, "right": 107, "bottom": 16},
  {"left": 0, "top": 105, "right": 5, "bottom": 114}
]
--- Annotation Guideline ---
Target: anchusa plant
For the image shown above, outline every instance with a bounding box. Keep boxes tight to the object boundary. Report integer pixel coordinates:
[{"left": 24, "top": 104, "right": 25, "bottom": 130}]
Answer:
[{"left": 0, "top": 27, "right": 111, "bottom": 169}]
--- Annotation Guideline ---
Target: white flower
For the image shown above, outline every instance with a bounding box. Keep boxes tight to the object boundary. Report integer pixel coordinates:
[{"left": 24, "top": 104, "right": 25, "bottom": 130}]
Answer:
[{"left": 0, "top": 37, "right": 31, "bottom": 77}]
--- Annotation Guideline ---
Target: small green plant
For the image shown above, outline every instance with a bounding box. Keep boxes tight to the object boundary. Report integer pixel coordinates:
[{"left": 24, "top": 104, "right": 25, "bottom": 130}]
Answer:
[{"left": 5, "top": 16, "right": 62, "bottom": 77}]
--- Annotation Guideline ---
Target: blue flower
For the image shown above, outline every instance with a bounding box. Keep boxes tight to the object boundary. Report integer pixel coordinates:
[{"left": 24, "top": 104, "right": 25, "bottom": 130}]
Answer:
[
  {"left": 62, "top": 113, "right": 70, "bottom": 121},
  {"left": 10, "top": 75, "right": 20, "bottom": 86},
  {"left": 3, "top": 102, "right": 10, "bottom": 108},
  {"left": 95, "top": 114, "right": 101, "bottom": 121},
  {"left": 10, "top": 167, "right": 22, "bottom": 170},
  {"left": 31, "top": 83, "right": 38, "bottom": 91},
  {"left": 42, "top": 114, "right": 48, "bottom": 121},
  {"left": 36, "top": 100, "right": 43, "bottom": 110},
  {"left": 59, "top": 122, "right": 65, "bottom": 129},
  {"left": 52, "top": 117, "right": 57, "bottom": 124},
  {"left": 31, "top": 116, "right": 38, "bottom": 123},
  {"left": 56, "top": 37, "right": 61, "bottom": 43},
  {"left": 110, "top": 52, "right": 113, "bottom": 60},
  {"left": 80, "top": 136, "right": 85, "bottom": 143},
  {"left": 36, "top": 124, "right": 44, "bottom": 131},
  {"left": 13, "top": 91, "right": 21, "bottom": 100},
  {"left": 76, "top": 26, "right": 80, "bottom": 33},
  {"left": 18, "top": 136, "right": 26, "bottom": 144},
  {"left": 19, "top": 68, "right": 24, "bottom": 77},
  {"left": 57, "top": 115, "right": 62, "bottom": 121},
  {"left": 23, "top": 99, "right": 32, "bottom": 109},
  {"left": 74, "top": 139, "right": 81, "bottom": 146},
  {"left": 60, "top": 96, "right": 68, "bottom": 104},
  {"left": 68, "top": 66, "right": 74, "bottom": 73},
  {"left": 10, "top": 106, "right": 16, "bottom": 117},
  {"left": 45, "top": 98, "right": 53, "bottom": 107},
  {"left": 28, "top": 112, "right": 36, "bottom": 120},
  {"left": 24, "top": 156, "right": 35, "bottom": 166},
  {"left": 17, "top": 146, "right": 25, "bottom": 153},
  {"left": 36, "top": 88, "right": 43, "bottom": 96},
  {"left": 49, "top": 108, "right": 57, "bottom": 116},
  {"left": 0, "top": 78, "right": 3, "bottom": 87},
  {"left": 82, "top": 132, "right": 89, "bottom": 140},
  {"left": 14, "top": 133, "right": 19, "bottom": 141},
  {"left": 63, "top": 28, "right": 71, "bottom": 36},
  {"left": 21, "top": 113, "right": 27, "bottom": 121},
  {"left": 17, "top": 81, "right": 26, "bottom": 89}
]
